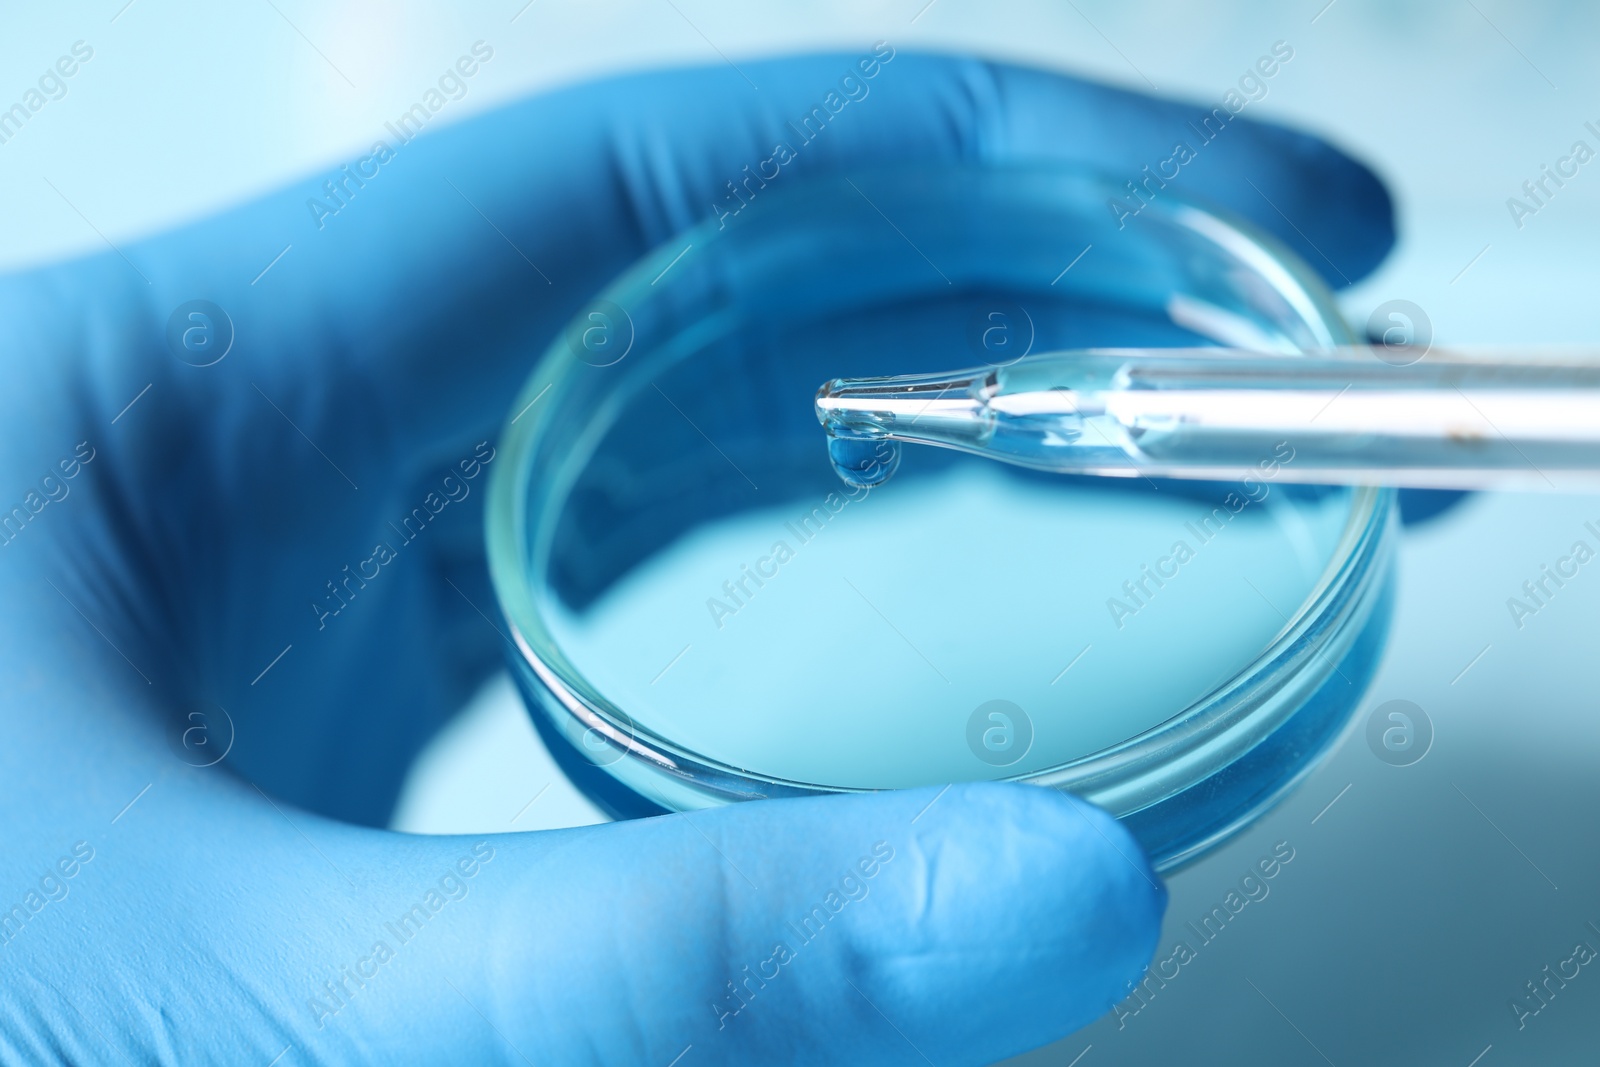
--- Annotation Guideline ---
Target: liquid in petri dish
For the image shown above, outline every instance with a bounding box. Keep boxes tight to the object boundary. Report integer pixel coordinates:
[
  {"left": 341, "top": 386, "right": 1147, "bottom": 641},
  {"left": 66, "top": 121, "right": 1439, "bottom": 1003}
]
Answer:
[{"left": 547, "top": 457, "right": 1347, "bottom": 791}]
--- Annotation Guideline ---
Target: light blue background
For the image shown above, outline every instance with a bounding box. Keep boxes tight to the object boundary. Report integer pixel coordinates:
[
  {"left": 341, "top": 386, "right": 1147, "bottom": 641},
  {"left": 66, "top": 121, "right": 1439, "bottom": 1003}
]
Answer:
[{"left": 6, "top": 2, "right": 1598, "bottom": 1062}]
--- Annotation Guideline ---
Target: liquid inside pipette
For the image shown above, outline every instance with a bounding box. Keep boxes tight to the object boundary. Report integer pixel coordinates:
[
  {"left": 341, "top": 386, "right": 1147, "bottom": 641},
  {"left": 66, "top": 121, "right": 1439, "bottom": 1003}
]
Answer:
[{"left": 817, "top": 347, "right": 1600, "bottom": 491}]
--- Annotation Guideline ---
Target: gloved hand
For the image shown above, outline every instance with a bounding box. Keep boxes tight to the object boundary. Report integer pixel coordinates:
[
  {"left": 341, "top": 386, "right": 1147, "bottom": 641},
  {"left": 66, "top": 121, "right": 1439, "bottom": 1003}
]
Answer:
[{"left": 0, "top": 51, "right": 1391, "bottom": 1065}]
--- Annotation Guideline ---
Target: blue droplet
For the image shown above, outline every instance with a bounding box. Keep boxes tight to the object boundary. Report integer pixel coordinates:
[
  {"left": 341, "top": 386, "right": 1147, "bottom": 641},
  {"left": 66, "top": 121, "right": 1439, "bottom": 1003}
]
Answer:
[{"left": 827, "top": 436, "right": 901, "bottom": 488}]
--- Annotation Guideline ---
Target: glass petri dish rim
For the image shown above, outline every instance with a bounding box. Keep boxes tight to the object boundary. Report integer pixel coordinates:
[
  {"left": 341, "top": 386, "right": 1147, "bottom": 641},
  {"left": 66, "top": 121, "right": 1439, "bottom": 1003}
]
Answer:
[{"left": 486, "top": 162, "right": 1395, "bottom": 816}]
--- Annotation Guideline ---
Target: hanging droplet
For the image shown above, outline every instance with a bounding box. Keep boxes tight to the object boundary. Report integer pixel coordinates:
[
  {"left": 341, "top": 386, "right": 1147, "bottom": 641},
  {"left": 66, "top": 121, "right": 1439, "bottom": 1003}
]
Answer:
[{"left": 826, "top": 434, "right": 901, "bottom": 488}]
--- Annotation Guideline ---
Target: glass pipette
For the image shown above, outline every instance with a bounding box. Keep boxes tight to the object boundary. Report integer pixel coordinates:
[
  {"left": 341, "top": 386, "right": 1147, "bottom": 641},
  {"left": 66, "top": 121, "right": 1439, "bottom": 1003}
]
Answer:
[{"left": 815, "top": 347, "right": 1600, "bottom": 491}]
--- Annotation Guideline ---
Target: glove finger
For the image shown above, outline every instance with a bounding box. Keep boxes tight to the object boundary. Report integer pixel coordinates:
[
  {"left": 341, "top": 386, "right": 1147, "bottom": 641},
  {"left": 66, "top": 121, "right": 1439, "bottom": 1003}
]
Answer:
[{"left": 460, "top": 783, "right": 1165, "bottom": 1066}]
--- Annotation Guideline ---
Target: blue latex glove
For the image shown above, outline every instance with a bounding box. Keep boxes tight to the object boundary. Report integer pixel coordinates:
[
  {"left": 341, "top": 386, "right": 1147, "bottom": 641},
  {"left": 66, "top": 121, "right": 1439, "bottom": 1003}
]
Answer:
[{"left": 0, "top": 52, "right": 1391, "bottom": 1064}]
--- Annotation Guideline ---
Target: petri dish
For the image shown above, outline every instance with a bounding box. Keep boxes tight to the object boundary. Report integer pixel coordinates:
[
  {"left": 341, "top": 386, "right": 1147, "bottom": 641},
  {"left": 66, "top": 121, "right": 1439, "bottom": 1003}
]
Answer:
[{"left": 486, "top": 165, "right": 1396, "bottom": 872}]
